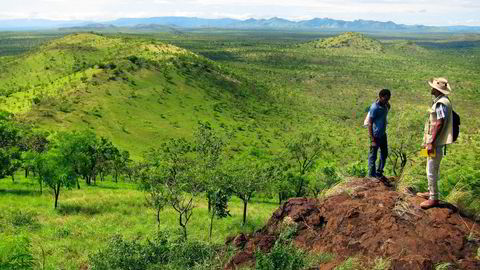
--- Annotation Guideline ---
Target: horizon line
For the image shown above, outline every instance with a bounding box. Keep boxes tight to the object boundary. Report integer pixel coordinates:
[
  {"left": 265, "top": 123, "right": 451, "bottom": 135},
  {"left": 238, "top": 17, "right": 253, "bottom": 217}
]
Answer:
[{"left": 0, "top": 16, "right": 479, "bottom": 28}]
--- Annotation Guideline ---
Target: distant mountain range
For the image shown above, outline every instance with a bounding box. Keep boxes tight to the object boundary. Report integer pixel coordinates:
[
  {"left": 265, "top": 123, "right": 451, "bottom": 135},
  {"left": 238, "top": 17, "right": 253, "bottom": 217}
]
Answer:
[{"left": 1, "top": 16, "right": 480, "bottom": 32}]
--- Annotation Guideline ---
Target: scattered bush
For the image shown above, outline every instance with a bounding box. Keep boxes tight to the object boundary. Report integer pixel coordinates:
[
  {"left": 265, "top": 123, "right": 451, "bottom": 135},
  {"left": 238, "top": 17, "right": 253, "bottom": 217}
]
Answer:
[
  {"left": 346, "top": 161, "right": 367, "bottom": 177},
  {"left": 89, "top": 232, "right": 218, "bottom": 270},
  {"left": 255, "top": 242, "right": 307, "bottom": 270},
  {"left": 54, "top": 227, "right": 71, "bottom": 238},
  {"left": 169, "top": 240, "right": 217, "bottom": 269},
  {"left": 9, "top": 210, "right": 39, "bottom": 229},
  {"left": 334, "top": 257, "right": 362, "bottom": 270},
  {"left": 435, "top": 262, "right": 452, "bottom": 270},
  {"left": 255, "top": 217, "right": 308, "bottom": 270},
  {"left": 372, "top": 257, "right": 391, "bottom": 270},
  {"left": 0, "top": 236, "right": 36, "bottom": 270},
  {"left": 89, "top": 233, "right": 169, "bottom": 270}
]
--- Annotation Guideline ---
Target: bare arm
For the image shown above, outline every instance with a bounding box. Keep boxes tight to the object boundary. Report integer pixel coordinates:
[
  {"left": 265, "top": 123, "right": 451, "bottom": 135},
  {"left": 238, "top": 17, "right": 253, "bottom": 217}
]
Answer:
[{"left": 367, "top": 118, "right": 376, "bottom": 146}]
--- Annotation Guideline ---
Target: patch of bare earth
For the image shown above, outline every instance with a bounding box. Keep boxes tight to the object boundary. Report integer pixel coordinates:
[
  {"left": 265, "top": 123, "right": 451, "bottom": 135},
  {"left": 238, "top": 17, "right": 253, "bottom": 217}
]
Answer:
[{"left": 225, "top": 178, "right": 479, "bottom": 270}]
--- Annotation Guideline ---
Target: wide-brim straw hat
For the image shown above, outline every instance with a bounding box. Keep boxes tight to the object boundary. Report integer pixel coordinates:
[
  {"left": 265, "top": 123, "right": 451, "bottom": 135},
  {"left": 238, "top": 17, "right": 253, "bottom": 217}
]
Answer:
[{"left": 428, "top": 77, "right": 451, "bottom": 95}]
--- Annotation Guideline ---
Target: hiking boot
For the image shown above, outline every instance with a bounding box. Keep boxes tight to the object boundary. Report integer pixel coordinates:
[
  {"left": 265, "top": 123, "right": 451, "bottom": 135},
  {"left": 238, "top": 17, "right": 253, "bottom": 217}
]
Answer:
[
  {"left": 420, "top": 199, "right": 439, "bottom": 209},
  {"left": 416, "top": 192, "right": 430, "bottom": 200},
  {"left": 376, "top": 175, "right": 392, "bottom": 187}
]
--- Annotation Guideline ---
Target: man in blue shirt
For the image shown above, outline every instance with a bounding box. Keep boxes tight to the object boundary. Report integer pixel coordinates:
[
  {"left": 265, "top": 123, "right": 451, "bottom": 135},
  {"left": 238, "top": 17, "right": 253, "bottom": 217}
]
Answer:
[{"left": 367, "top": 89, "right": 391, "bottom": 185}]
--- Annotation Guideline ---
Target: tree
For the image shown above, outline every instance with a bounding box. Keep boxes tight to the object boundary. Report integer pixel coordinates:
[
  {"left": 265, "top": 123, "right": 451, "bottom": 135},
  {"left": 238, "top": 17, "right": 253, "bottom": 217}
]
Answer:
[
  {"left": 113, "top": 150, "right": 130, "bottom": 183},
  {"left": 193, "top": 122, "right": 231, "bottom": 239},
  {"left": 285, "top": 131, "right": 330, "bottom": 197},
  {"left": 388, "top": 111, "right": 424, "bottom": 177},
  {"left": 308, "top": 165, "right": 340, "bottom": 198},
  {"left": 51, "top": 131, "right": 96, "bottom": 188},
  {"left": 0, "top": 111, "right": 22, "bottom": 180},
  {"left": 208, "top": 188, "right": 230, "bottom": 240},
  {"left": 227, "top": 156, "right": 269, "bottom": 226},
  {"left": 194, "top": 122, "right": 225, "bottom": 213},
  {"left": 33, "top": 147, "right": 77, "bottom": 209},
  {"left": 162, "top": 138, "right": 199, "bottom": 240},
  {"left": 19, "top": 130, "right": 49, "bottom": 179},
  {"left": 141, "top": 138, "right": 199, "bottom": 240},
  {"left": 7, "top": 147, "right": 22, "bottom": 182},
  {"left": 95, "top": 137, "right": 118, "bottom": 182},
  {"left": 22, "top": 151, "right": 44, "bottom": 193},
  {"left": 139, "top": 148, "right": 168, "bottom": 227}
]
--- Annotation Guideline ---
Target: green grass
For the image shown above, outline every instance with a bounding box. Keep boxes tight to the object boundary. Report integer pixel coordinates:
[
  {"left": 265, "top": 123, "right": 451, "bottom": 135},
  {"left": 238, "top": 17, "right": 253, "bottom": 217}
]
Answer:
[{"left": 0, "top": 173, "right": 279, "bottom": 269}]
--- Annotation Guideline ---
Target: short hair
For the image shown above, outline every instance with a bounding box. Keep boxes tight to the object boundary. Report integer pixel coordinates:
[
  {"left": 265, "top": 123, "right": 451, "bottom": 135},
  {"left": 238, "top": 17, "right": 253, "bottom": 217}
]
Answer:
[{"left": 379, "top": 88, "right": 391, "bottom": 98}]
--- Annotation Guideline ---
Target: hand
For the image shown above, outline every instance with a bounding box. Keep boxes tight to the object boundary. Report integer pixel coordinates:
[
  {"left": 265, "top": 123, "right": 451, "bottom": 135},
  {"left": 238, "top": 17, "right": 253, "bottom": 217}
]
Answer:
[
  {"left": 426, "top": 143, "right": 434, "bottom": 155},
  {"left": 371, "top": 139, "right": 377, "bottom": 147}
]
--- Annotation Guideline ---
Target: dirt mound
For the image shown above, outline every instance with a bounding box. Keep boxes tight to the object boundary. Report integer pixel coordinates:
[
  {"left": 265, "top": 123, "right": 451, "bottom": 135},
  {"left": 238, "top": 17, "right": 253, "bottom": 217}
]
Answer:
[{"left": 226, "top": 178, "right": 479, "bottom": 270}]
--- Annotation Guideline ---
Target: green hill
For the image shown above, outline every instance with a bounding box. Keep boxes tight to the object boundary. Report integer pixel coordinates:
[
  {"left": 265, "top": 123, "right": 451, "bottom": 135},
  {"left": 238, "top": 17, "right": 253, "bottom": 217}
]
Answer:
[
  {"left": 311, "top": 32, "right": 383, "bottom": 51},
  {"left": 0, "top": 33, "right": 278, "bottom": 157}
]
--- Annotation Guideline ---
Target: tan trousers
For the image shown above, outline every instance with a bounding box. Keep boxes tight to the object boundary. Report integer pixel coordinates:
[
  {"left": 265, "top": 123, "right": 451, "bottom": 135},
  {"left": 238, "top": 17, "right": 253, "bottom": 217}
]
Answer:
[{"left": 426, "top": 145, "right": 444, "bottom": 200}]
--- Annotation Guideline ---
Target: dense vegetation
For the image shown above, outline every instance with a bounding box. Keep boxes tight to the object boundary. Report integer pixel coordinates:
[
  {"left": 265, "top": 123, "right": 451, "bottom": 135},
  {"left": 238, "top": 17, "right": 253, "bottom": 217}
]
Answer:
[{"left": 0, "top": 30, "right": 479, "bottom": 269}]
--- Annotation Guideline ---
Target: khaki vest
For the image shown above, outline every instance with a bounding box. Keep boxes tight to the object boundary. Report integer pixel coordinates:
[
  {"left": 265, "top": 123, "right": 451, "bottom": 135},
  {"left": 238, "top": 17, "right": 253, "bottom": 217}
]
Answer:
[{"left": 423, "top": 96, "right": 453, "bottom": 146}]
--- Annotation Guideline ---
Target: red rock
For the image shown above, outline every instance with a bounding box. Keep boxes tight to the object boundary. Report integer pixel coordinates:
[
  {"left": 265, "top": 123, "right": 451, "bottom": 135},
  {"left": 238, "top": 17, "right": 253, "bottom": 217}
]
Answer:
[{"left": 224, "top": 178, "right": 480, "bottom": 270}]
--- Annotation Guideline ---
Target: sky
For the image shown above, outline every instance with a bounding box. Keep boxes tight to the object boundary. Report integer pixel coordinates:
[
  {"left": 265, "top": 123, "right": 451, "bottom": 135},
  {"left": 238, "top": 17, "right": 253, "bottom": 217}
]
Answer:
[{"left": 1, "top": 0, "right": 480, "bottom": 26}]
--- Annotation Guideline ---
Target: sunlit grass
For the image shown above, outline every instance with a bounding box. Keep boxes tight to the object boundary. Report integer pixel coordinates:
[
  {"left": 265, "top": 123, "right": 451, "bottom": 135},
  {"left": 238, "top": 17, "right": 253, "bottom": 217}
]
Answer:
[{"left": 0, "top": 174, "right": 278, "bottom": 269}]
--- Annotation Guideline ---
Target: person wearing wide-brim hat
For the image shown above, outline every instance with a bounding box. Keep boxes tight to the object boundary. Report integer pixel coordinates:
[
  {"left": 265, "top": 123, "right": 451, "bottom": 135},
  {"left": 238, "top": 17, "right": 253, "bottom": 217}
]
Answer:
[{"left": 418, "top": 77, "right": 454, "bottom": 209}]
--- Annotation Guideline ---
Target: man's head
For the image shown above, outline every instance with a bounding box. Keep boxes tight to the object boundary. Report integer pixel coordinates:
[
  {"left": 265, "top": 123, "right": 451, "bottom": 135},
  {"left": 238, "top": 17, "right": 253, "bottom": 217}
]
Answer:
[
  {"left": 428, "top": 77, "right": 451, "bottom": 96},
  {"left": 378, "top": 88, "right": 391, "bottom": 105}
]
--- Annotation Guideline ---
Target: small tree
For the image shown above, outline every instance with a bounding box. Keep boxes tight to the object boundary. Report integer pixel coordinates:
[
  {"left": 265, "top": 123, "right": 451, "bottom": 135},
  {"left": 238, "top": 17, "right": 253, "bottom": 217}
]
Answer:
[
  {"left": 388, "top": 111, "right": 424, "bottom": 177},
  {"left": 139, "top": 148, "right": 168, "bottom": 227},
  {"left": 285, "top": 131, "right": 330, "bottom": 197},
  {"left": 227, "top": 157, "right": 269, "bottom": 226},
  {"left": 52, "top": 131, "right": 96, "bottom": 188},
  {"left": 19, "top": 130, "right": 49, "bottom": 178},
  {"left": 5, "top": 146, "right": 22, "bottom": 182},
  {"left": 194, "top": 122, "right": 225, "bottom": 213},
  {"left": 95, "top": 137, "right": 118, "bottom": 182},
  {"left": 0, "top": 112, "right": 22, "bottom": 180},
  {"left": 208, "top": 187, "right": 230, "bottom": 240},
  {"left": 145, "top": 138, "right": 199, "bottom": 240},
  {"left": 113, "top": 150, "right": 130, "bottom": 183},
  {"left": 193, "top": 122, "right": 232, "bottom": 239},
  {"left": 34, "top": 149, "right": 76, "bottom": 209},
  {"left": 308, "top": 165, "right": 340, "bottom": 198}
]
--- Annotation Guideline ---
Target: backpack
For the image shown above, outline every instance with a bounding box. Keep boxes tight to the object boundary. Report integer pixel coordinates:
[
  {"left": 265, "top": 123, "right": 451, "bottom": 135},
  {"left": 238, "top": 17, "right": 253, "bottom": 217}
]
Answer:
[{"left": 452, "top": 110, "right": 460, "bottom": 142}]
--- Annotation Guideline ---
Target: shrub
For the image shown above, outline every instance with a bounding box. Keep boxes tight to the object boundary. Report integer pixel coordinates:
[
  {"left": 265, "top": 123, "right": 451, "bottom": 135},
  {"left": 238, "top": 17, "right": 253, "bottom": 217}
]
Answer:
[
  {"left": 334, "top": 257, "right": 362, "bottom": 270},
  {"left": 169, "top": 240, "right": 216, "bottom": 268},
  {"left": 0, "top": 236, "right": 36, "bottom": 270},
  {"left": 54, "top": 227, "right": 71, "bottom": 238},
  {"left": 346, "top": 162, "right": 367, "bottom": 177},
  {"left": 89, "top": 233, "right": 170, "bottom": 270},
  {"left": 32, "top": 96, "right": 41, "bottom": 105},
  {"left": 372, "top": 257, "right": 391, "bottom": 270},
  {"left": 255, "top": 242, "right": 306, "bottom": 270},
  {"left": 88, "top": 232, "right": 218, "bottom": 270},
  {"left": 255, "top": 218, "right": 308, "bottom": 270},
  {"left": 435, "top": 262, "right": 452, "bottom": 270},
  {"left": 9, "top": 210, "right": 39, "bottom": 229}
]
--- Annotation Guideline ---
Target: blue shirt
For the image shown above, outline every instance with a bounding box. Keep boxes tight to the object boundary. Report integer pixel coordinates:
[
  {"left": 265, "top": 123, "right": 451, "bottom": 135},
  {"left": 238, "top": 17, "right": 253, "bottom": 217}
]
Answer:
[{"left": 369, "top": 101, "right": 389, "bottom": 138}]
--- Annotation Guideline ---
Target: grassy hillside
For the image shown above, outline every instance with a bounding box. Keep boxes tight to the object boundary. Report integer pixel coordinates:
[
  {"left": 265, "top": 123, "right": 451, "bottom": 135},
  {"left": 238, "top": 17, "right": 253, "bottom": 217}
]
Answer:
[
  {"left": 0, "top": 33, "right": 284, "bottom": 157},
  {"left": 309, "top": 32, "right": 383, "bottom": 51}
]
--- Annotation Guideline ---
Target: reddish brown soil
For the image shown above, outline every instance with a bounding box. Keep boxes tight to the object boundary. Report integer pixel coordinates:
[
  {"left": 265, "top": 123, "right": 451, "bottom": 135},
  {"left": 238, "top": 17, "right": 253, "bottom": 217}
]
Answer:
[{"left": 225, "top": 178, "right": 480, "bottom": 270}]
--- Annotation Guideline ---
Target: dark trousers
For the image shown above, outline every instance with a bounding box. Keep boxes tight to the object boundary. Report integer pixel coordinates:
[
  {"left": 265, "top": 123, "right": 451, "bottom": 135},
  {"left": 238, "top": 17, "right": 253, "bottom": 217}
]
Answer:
[{"left": 368, "top": 134, "right": 388, "bottom": 177}]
